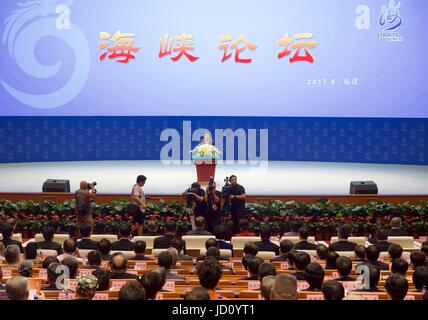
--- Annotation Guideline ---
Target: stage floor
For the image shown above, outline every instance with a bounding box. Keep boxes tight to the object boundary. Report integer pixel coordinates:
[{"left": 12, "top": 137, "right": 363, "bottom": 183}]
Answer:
[{"left": 0, "top": 160, "right": 427, "bottom": 195}]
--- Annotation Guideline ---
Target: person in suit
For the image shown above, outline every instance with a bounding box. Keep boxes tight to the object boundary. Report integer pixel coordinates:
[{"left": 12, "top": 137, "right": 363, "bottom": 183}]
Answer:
[
  {"left": 255, "top": 224, "right": 279, "bottom": 255},
  {"left": 358, "top": 245, "right": 389, "bottom": 270},
  {"left": 385, "top": 274, "right": 409, "bottom": 300},
  {"left": 391, "top": 258, "right": 409, "bottom": 275},
  {"left": 291, "top": 251, "right": 311, "bottom": 280},
  {"left": 270, "top": 240, "right": 294, "bottom": 262},
  {"left": 240, "top": 256, "right": 264, "bottom": 281},
  {"left": 303, "top": 263, "right": 325, "bottom": 291},
  {"left": 77, "top": 223, "right": 98, "bottom": 250},
  {"left": 41, "top": 262, "right": 63, "bottom": 290},
  {"left": 388, "top": 243, "right": 403, "bottom": 260},
  {"left": 132, "top": 240, "right": 153, "bottom": 260},
  {"left": 98, "top": 239, "right": 112, "bottom": 260},
  {"left": 196, "top": 239, "right": 230, "bottom": 261},
  {"left": 374, "top": 229, "right": 392, "bottom": 252},
  {"left": 185, "top": 216, "right": 212, "bottom": 235},
  {"left": 352, "top": 265, "right": 383, "bottom": 292},
  {"left": 214, "top": 225, "right": 233, "bottom": 251},
  {"left": 142, "top": 219, "right": 161, "bottom": 236},
  {"left": 294, "top": 227, "right": 317, "bottom": 250},
  {"left": 157, "top": 251, "right": 184, "bottom": 280},
  {"left": 334, "top": 256, "right": 355, "bottom": 281},
  {"left": 109, "top": 253, "right": 139, "bottom": 280},
  {"left": 111, "top": 224, "right": 135, "bottom": 251},
  {"left": 235, "top": 219, "right": 256, "bottom": 237},
  {"left": 354, "top": 245, "right": 367, "bottom": 263},
  {"left": 325, "top": 251, "right": 340, "bottom": 270},
  {"left": 86, "top": 250, "right": 102, "bottom": 269},
  {"left": 0, "top": 225, "right": 23, "bottom": 253},
  {"left": 316, "top": 244, "right": 329, "bottom": 261},
  {"left": 153, "top": 220, "right": 179, "bottom": 249},
  {"left": 410, "top": 252, "right": 426, "bottom": 270},
  {"left": 386, "top": 217, "right": 409, "bottom": 237},
  {"left": 36, "top": 226, "right": 63, "bottom": 255},
  {"left": 328, "top": 224, "right": 358, "bottom": 252},
  {"left": 170, "top": 238, "right": 192, "bottom": 261}
]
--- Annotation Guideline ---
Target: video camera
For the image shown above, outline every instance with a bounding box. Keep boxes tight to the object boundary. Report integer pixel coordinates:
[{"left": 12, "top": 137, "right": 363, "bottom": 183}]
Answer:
[
  {"left": 208, "top": 177, "right": 215, "bottom": 192},
  {"left": 221, "top": 176, "right": 233, "bottom": 200},
  {"left": 87, "top": 181, "right": 97, "bottom": 194},
  {"left": 184, "top": 182, "right": 200, "bottom": 207}
]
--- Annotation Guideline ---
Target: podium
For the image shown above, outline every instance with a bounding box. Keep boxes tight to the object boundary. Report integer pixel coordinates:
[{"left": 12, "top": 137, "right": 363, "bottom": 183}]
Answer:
[{"left": 194, "top": 158, "right": 217, "bottom": 184}]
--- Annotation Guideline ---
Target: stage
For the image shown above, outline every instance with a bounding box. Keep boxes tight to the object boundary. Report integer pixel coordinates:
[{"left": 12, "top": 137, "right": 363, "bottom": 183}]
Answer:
[{"left": 0, "top": 160, "right": 427, "bottom": 196}]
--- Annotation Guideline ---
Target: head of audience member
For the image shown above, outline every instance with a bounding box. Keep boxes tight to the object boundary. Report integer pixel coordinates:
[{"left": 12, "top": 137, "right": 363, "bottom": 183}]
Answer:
[
  {"left": 119, "top": 282, "right": 146, "bottom": 300},
  {"left": 147, "top": 219, "right": 158, "bottom": 234},
  {"left": 238, "top": 219, "right": 251, "bottom": 233},
  {"left": 87, "top": 250, "right": 102, "bottom": 267},
  {"left": 421, "top": 245, "right": 428, "bottom": 256},
  {"left": 243, "top": 242, "right": 259, "bottom": 256},
  {"left": 375, "top": 229, "right": 388, "bottom": 242},
  {"left": 119, "top": 223, "right": 132, "bottom": 239},
  {"left": 366, "top": 245, "right": 380, "bottom": 263},
  {"left": 140, "top": 271, "right": 164, "bottom": 300},
  {"left": 326, "top": 251, "right": 341, "bottom": 270},
  {"left": 164, "top": 220, "right": 177, "bottom": 235},
  {"left": 287, "top": 250, "right": 295, "bottom": 269},
  {"left": 98, "top": 239, "right": 112, "bottom": 257},
  {"left": 322, "top": 280, "right": 345, "bottom": 301},
  {"left": 293, "top": 251, "right": 311, "bottom": 271},
  {"left": 260, "top": 275, "right": 276, "bottom": 300},
  {"left": 298, "top": 227, "right": 310, "bottom": 241},
  {"left": 288, "top": 220, "right": 302, "bottom": 233},
  {"left": 158, "top": 251, "right": 174, "bottom": 271},
  {"left": 354, "top": 245, "right": 366, "bottom": 260},
  {"left": 385, "top": 273, "right": 408, "bottom": 300},
  {"left": 206, "top": 247, "right": 221, "bottom": 261},
  {"left": 41, "top": 226, "right": 55, "bottom": 241},
  {"left": 259, "top": 224, "right": 272, "bottom": 241},
  {"left": 184, "top": 287, "right": 210, "bottom": 300},
  {"left": 170, "top": 238, "right": 185, "bottom": 254},
  {"left": 391, "top": 258, "right": 409, "bottom": 275},
  {"left": 410, "top": 252, "right": 426, "bottom": 269},
  {"left": 166, "top": 247, "right": 179, "bottom": 266},
  {"left": 388, "top": 243, "right": 403, "bottom": 260},
  {"left": 205, "top": 238, "right": 218, "bottom": 250},
  {"left": 214, "top": 225, "right": 227, "bottom": 240},
  {"left": 18, "top": 260, "right": 33, "bottom": 277},
  {"left": 195, "top": 216, "right": 206, "bottom": 230},
  {"left": 304, "top": 263, "right": 325, "bottom": 290},
  {"left": 93, "top": 268, "right": 110, "bottom": 291},
  {"left": 1, "top": 225, "right": 14, "bottom": 240},
  {"left": 316, "top": 244, "right": 329, "bottom": 260},
  {"left": 5, "top": 244, "right": 20, "bottom": 265},
  {"left": 94, "top": 221, "right": 107, "bottom": 234},
  {"left": 62, "top": 256, "right": 78, "bottom": 279},
  {"left": 6, "top": 276, "right": 29, "bottom": 300},
  {"left": 248, "top": 256, "right": 264, "bottom": 277},
  {"left": 42, "top": 256, "right": 59, "bottom": 269},
  {"left": 110, "top": 252, "right": 128, "bottom": 273},
  {"left": 63, "top": 238, "right": 77, "bottom": 255},
  {"left": 338, "top": 224, "right": 352, "bottom": 240},
  {"left": 279, "top": 240, "right": 294, "bottom": 256},
  {"left": 259, "top": 263, "right": 276, "bottom": 281},
  {"left": 134, "top": 241, "right": 147, "bottom": 255},
  {"left": 336, "top": 256, "right": 352, "bottom": 277},
  {"left": 270, "top": 274, "right": 297, "bottom": 300},
  {"left": 47, "top": 262, "right": 62, "bottom": 287},
  {"left": 390, "top": 217, "right": 402, "bottom": 230},
  {"left": 79, "top": 223, "right": 93, "bottom": 239},
  {"left": 24, "top": 242, "right": 38, "bottom": 260},
  {"left": 197, "top": 258, "right": 222, "bottom": 291},
  {"left": 76, "top": 275, "right": 98, "bottom": 300},
  {"left": 366, "top": 265, "right": 381, "bottom": 289},
  {"left": 242, "top": 254, "right": 254, "bottom": 271},
  {"left": 412, "top": 266, "right": 428, "bottom": 291}
]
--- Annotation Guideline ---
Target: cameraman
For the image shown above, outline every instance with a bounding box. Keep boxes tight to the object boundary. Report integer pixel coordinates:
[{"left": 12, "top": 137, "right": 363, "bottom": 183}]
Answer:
[
  {"left": 228, "top": 175, "right": 246, "bottom": 233},
  {"left": 186, "top": 182, "right": 207, "bottom": 218},
  {"left": 75, "top": 180, "right": 96, "bottom": 227},
  {"left": 204, "top": 181, "right": 222, "bottom": 233}
]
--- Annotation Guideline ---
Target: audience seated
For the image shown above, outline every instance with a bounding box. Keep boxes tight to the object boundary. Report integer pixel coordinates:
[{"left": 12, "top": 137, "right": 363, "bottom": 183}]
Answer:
[
  {"left": 259, "top": 263, "right": 276, "bottom": 282},
  {"left": 243, "top": 242, "right": 259, "bottom": 256},
  {"left": 1, "top": 225, "right": 23, "bottom": 253},
  {"left": 6, "top": 276, "right": 29, "bottom": 300},
  {"left": 270, "top": 274, "right": 297, "bottom": 300},
  {"left": 412, "top": 266, "right": 428, "bottom": 291},
  {"left": 57, "top": 239, "right": 83, "bottom": 263},
  {"left": 109, "top": 252, "right": 139, "bottom": 280},
  {"left": 374, "top": 229, "right": 392, "bottom": 252},
  {"left": 291, "top": 251, "right": 311, "bottom": 280},
  {"left": 18, "top": 260, "right": 33, "bottom": 277},
  {"left": 255, "top": 225, "right": 279, "bottom": 255},
  {"left": 362, "top": 245, "right": 389, "bottom": 270},
  {"left": 132, "top": 241, "right": 152, "bottom": 260},
  {"left": 75, "top": 275, "right": 98, "bottom": 300},
  {"left": 391, "top": 258, "right": 409, "bottom": 275},
  {"left": 42, "top": 256, "right": 59, "bottom": 269},
  {"left": 242, "top": 254, "right": 254, "bottom": 272},
  {"left": 111, "top": 224, "right": 135, "bottom": 251},
  {"left": 241, "top": 256, "right": 264, "bottom": 280},
  {"left": 303, "top": 263, "right": 325, "bottom": 291},
  {"left": 4, "top": 244, "right": 20, "bottom": 267},
  {"left": 354, "top": 245, "right": 367, "bottom": 262},
  {"left": 328, "top": 224, "right": 357, "bottom": 252},
  {"left": 196, "top": 258, "right": 225, "bottom": 300},
  {"left": 93, "top": 268, "right": 110, "bottom": 291},
  {"left": 142, "top": 219, "right": 161, "bottom": 236},
  {"left": 325, "top": 251, "right": 339, "bottom": 270},
  {"left": 37, "top": 226, "right": 62, "bottom": 255},
  {"left": 140, "top": 271, "right": 163, "bottom": 300},
  {"left": 184, "top": 287, "right": 210, "bottom": 300},
  {"left": 235, "top": 219, "right": 256, "bottom": 236},
  {"left": 170, "top": 238, "right": 192, "bottom": 261},
  {"left": 388, "top": 243, "right": 403, "bottom": 260},
  {"left": 316, "top": 244, "right": 329, "bottom": 261},
  {"left": 93, "top": 221, "right": 107, "bottom": 235},
  {"left": 386, "top": 217, "right": 408, "bottom": 237},
  {"left": 87, "top": 250, "right": 102, "bottom": 269},
  {"left": 42, "top": 262, "right": 62, "bottom": 290},
  {"left": 24, "top": 242, "right": 38, "bottom": 260},
  {"left": 119, "top": 282, "right": 146, "bottom": 300},
  {"left": 157, "top": 251, "right": 185, "bottom": 280},
  {"left": 322, "top": 280, "right": 345, "bottom": 300},
  {"left": 410, "top": 252, "right": 426, "bottom": 270},
  {"left": 335, "top": 256, "right": 355, "bottom": 281},
  {"left": 213, "top": 225, "right": 233, "bottom": 251},
  {"left": 62, "top": 256, "right": 79, "bottom": 279},
  {"left": 153, "top": 220, "right": 179, "bottom": 249},
  {"left": 294, "top": 227, "right": 316, "bottom": 250},
  {"left": 260, "top": 275, "right": 276, "bottom": 300},
  {"left": 385, "top": 273, "right": 408, "bottom": 300},
  {"left": 77, "top": 223, "right": 98, "bottom": 250},
  {"left": 271, "top": 240, "right": 293, "bottom": 262},
  {"left": 185, "top": 216, "right": 212, "bottom": 235},
  {"left": 98, "top": 239, "right": 112, "bottom": 260}
]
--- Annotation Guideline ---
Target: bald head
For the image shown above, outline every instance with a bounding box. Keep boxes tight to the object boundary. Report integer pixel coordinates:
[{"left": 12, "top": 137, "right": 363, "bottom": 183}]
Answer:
[
  {"left": 261, "top": 275, "right": 276, "bottom": 300},
  {"left": 6, "top": 276, "right": 29, "bottom": 300},
  {"left": 110, "top": 253, "right": 128, "bottom": 272},
  {"left": 391, "top": 217, "right": 402, "bottom": 229}
]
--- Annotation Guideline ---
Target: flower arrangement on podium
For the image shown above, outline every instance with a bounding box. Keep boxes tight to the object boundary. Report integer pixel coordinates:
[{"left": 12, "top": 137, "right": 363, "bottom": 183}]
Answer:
[{"left": 191, "top": 143, "right": 221, "bottom": 183}]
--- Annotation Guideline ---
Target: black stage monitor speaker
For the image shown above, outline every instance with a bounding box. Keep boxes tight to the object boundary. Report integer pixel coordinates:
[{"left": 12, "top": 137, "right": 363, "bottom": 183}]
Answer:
[
  {"left": 42, "top": 179, "right": 70, "bottom": 193},
  {"left": 350, "top": 181, "right": 378, "bottom": 194}
]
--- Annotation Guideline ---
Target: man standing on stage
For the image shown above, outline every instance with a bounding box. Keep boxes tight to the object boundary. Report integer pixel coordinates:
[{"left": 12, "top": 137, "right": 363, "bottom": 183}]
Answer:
[
  {"left": 129, "top": 175, "right": 147, "bottom": 236},
  {"left": 228, "top": 175, "right": 246, "bottom": 233},
  {"left": 204, "top": 181, "right": 222, "bottom": 233},
  {"left": 75, "top": 181, "right": 96, "bottom": 227}
]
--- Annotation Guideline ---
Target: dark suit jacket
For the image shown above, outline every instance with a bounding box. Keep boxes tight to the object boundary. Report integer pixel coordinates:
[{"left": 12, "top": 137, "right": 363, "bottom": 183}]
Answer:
[
  {"left": 37, "top": 240, "right": 63, "bottom": 255},
  {"left": 110, "top": 272, "right": 139, "bottom": 280},
  {"left": 142, "top": 232, "right": 161, "bottom": 236},
  {"left": 385, "top": 229, "right": 408, "bottom": 237},
  {"left": 239, "top": 275, "right": 259, "bottom": 281},
  {"left": 111, "top": 239, "right": 135, "bottom": 251},
  {"left": 217, "top": 240, "right": 233, "bottom": 251},
  {"left": 153, "top": 235, "right": 175, "bottom": 249},
  {"left": 374, "top": 240, "right": 392, "bottom": 252},
  {"left": 77, "top": 238, "right": 99, "bottom": 250},
  {"left": 1, "top": 239, "right": 23, "bottom": 253},
  {"left": 196, "top": 255, "right": 230, "bottom": 262},
  {"left": 270, "top": 255, "right": 288, "bottom": 262},
  {"left": 177, "top": 253, "right": 193, "bottom": 261},
  {"left": 292, "top": 271, "right": 306, "bottom": 280},
  {"left": 294, "top": 240, "right": 317, "bottom": 250},
  {"left": 185, "top": 229, "right": 212, "bottom": 235},
  {"left": 358, "top": 261, "right": 389, "bottom": 271},
  {"left": 255, "top": 240, "right": 280, "bottom": 255},
  {"left": 328, "top": 240, "right": 358, "bottom": 252},
  {"left": 132, "top": 254, "right": 153, "bottom": 261}
]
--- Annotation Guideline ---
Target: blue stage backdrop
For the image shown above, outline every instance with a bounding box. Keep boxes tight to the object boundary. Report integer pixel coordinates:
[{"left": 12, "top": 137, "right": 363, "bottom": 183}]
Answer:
[{"left": 0, "top": 1, "right": 427, "bottom": 164}]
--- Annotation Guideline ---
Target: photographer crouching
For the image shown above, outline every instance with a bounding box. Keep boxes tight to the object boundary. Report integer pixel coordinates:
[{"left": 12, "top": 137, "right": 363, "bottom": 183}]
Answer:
[
  {"left": 184, "top": 182, "right": 207, "bottom": 229},
  {"left": 75, "top": 180, "right": 97, "bottom": 227},
  {"left": 204, "top": 178, "right": 222, "bottom": 233}
]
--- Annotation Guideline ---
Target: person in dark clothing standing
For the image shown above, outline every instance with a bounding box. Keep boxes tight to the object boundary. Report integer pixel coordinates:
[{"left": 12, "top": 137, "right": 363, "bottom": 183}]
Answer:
[
  {"left": 205, "top": 181, "right": 222, "bottom": 233},
  {"left": 227, "top": 175, "right": 246, "bottom": 233}
]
